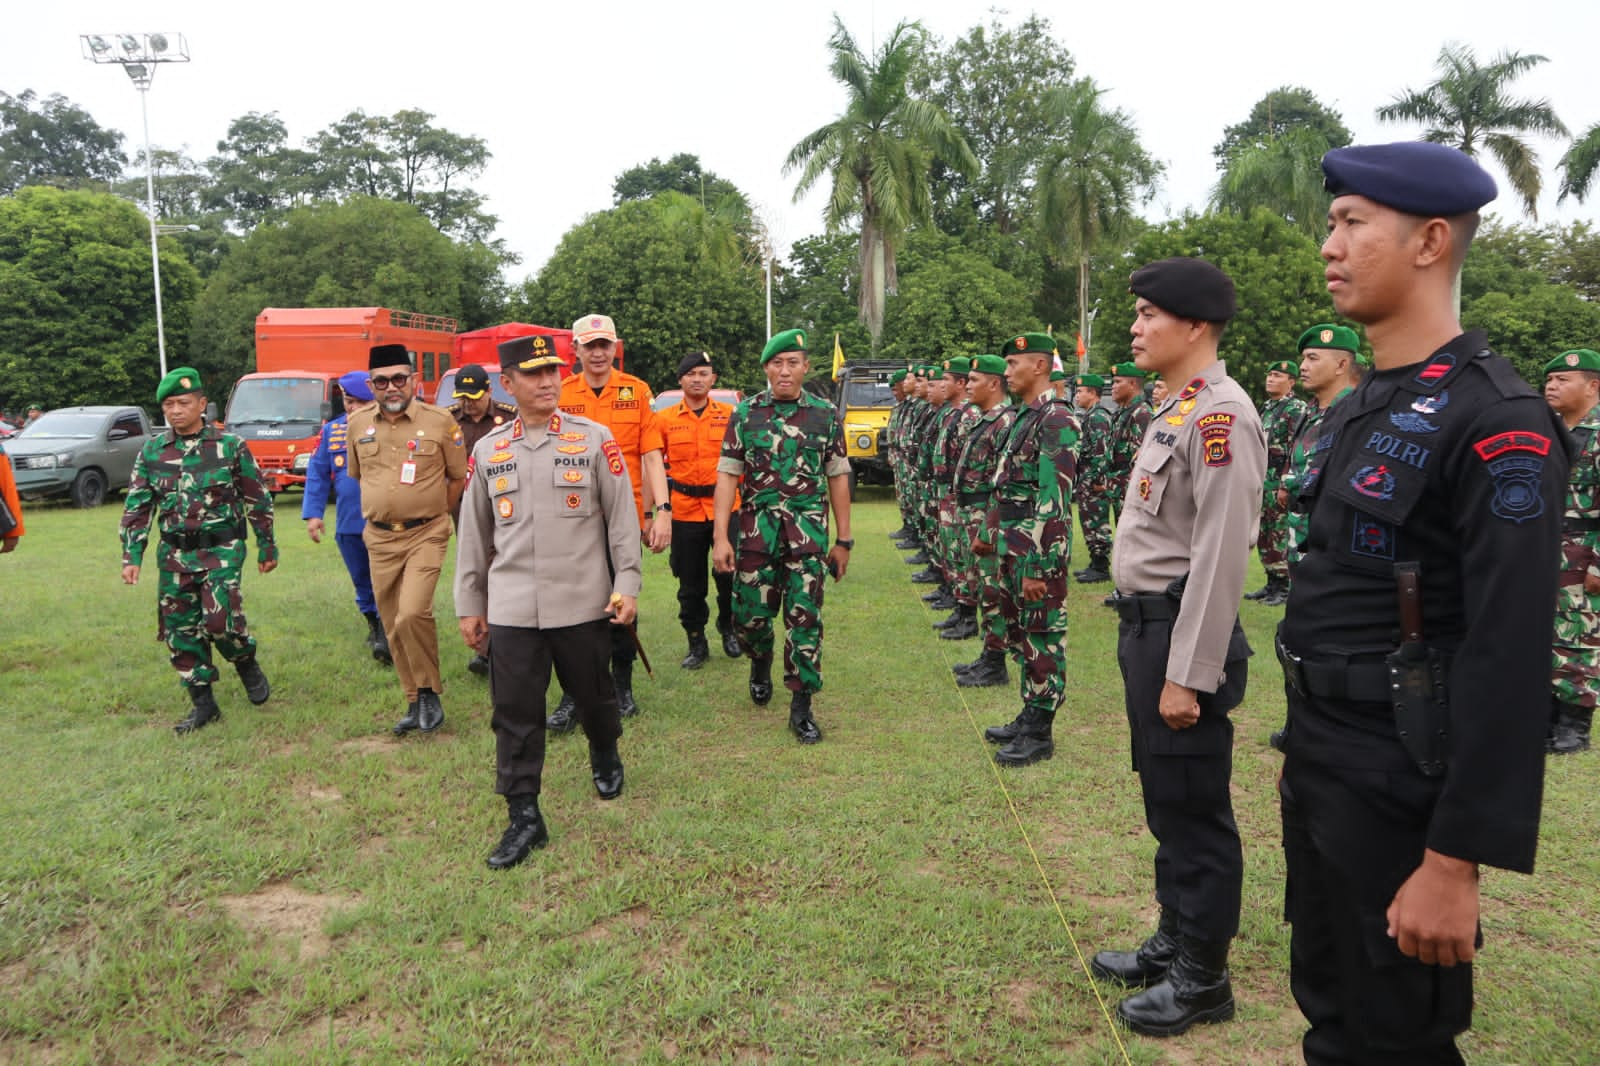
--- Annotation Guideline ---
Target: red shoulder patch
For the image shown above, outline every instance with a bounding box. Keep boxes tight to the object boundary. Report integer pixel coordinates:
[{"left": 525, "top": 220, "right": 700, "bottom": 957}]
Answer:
[
  {"left": 1472, "top": 431, "right": 1551, "bottom": 461},
  {"left": 602, "top": 438, "right": 625, "bottom": 476}
]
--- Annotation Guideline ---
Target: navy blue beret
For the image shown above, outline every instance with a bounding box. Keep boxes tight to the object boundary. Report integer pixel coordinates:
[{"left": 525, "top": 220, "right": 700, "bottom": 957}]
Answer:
[
  {"left": 1129, "top": 257, "right": 1237, "bottom": 323},
  {"left": 1322, "top": 142, "right": 1497, "bottom": 217}
]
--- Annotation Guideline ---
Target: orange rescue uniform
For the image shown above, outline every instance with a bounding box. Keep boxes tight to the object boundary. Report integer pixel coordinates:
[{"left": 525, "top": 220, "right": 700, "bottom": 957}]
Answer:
[
  {"left": 558, "top": 370, "right": 661, "bottom": 527},
  {"left": 656, "top": 396, "right": 739, "bottom": 521}
]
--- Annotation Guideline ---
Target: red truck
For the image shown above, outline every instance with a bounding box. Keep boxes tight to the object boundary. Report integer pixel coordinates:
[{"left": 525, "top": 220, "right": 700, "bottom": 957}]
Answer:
[
  {"left": 226, "top": 307, "right": 459, "bottom": 491},
  {"left": 436, "top": 323, "right": 627, "bottom": 408}
]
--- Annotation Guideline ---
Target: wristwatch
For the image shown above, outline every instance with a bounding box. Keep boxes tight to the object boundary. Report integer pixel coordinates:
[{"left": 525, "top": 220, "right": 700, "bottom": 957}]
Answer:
[
  {"left": 657, "top": 501, "right": 672, "bottom": 513},
  {"left": 835, "top": 538, "right": 855, "bottom": 550}
]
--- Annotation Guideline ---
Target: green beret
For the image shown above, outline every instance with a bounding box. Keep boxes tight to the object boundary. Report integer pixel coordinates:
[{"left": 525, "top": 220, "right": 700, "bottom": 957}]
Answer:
[
  {"left": 761, "top": 328, "right": 808, "bottom": 365},
  {"left": 927, "top": 366, "right": 943, "bottom": 380},
  {"left": 1546, "top": 348, "right": 1600, "bottom": 375},
  {"left": 969, "top": 354, "right": 1007, "bottom": 377},
  {"left": 1297, "top": 323, "right": 1361, "bottom": 355},
  {"left": 1111, "top": 361, "right": 1146, "bottom": 379},
  {"left": 1267, "top": 359, "right": 1300, "bottom": 377},
  {"left": 1075, "top": 374, "right": 1106, "bottom": 390},
  {"left": 999, "top": 332, "right": 1057, "bottom": 359},
  {"left": 890, "top": 370, "right": 908, "bottom": 385},
  {"left": 156, "top": 366, "right": 204, "bottom": 404},
  {"left": 1048, "top": 370, "right": 1067, "bottom": 382},
  {"left": 944, "top": 357, "right": 971, "bottom": 377}
]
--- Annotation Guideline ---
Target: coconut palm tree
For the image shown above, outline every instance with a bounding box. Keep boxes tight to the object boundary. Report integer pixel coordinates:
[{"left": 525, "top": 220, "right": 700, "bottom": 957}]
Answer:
[
  {"left": 1377, "top": 44, "right": 1568, "bottom": 217},
  {"left": 1558, "top": 122, "right": 1600, "bottom": 204},
  {"left": 1035, "top": 78, "right": 1162, "bottom": 357},
  {"left": 1210, "top": 128, "right": 1333, "bottom": 240},
  {"left": 785, "top": 17, "right": 975, "bottom": 349}
]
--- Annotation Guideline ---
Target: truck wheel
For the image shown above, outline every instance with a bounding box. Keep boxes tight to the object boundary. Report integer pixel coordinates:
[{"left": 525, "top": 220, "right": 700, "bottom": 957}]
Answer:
[
  {"left": 71, "top": 469, "right": 108, "bottom": 508},
  {"left": 848, "top": 469, "right": 858, "bottom": 501}
]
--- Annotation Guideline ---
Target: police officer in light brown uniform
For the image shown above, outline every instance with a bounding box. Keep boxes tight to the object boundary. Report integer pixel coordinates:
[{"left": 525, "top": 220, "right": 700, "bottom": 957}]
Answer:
[
  {"left": 455, "top": 333, "right": 643, "bottom": 869},
  {"left": 1091, "top": 258, "right": 1266, "bottom": 1039},
  {"left": 346, "top": 343, "right": 468, "bottom": 736}
]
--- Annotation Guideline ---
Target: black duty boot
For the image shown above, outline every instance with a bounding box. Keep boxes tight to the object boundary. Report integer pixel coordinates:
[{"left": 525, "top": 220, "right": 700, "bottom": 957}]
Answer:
[
  {"left": 1550, "top": 702, "right": 1593, "bottom": 755},
  {"left": 1092, "top": 909, "right": 1180, "bottom": 988},
  {"left": 958, "top": 649, "right": 1009, "bottom": 689},
  {"left": 983, "top": 711, "right": 1025, "bottom": 744},
  {"left": 392, "top": 701, "right": 420, "bottom": 736},
  {"left": 1242, "top": 583, "right": 1271, "bottom": 601},
  {"left": 174, "top": 686, "right": 222, "bottom": 735},
  {"left": 928, "top": 589, "right": 958, "bottom": 610},
  {"left": 719, "top": 626, "right": 742, "bottom": 659},
  {"left": 547, "top": 693, "right": 578, "bottom": 734},
  {"left": 890, "top": 524, "right": 914, "bottom": 539},
  {"left": 905, "top": 550, "right": 930, "bottom": 565},
  {"left": 1075, "top": 554, "right": 1111, "bottom": 584},
  {"left": 921, "top": 587, "right": 948, "bottom": 603},
  {"left": 487, "top": 793, "right": 548, "bottom": 869},
  {"left": 363, "top": 611, "right": 392, "bottom": 665},
  {"left": 235, "top": 656, "right": 271, "bottom": 705},
  {"left": 933, "top": 607, "right": 964, "bottom": 630},
  {"left": 613, "top": 662, "right": 639, "bottom": 718},
  {"left": 681, "top": 631, "right": 711, "bottom": 670},
  {"left": 940, "top": 606, "right": 979, "bottom": 641},
  {"left": 590, "top": 743, "right": 625, "bottom": 800},
  {"left": 1115, "top": 935, "right": 1235, "bottom": 1037},
  {"left": 789, "top": 691, "right": 822, "bottom": 744},
  {"left": 468, "top": 653, "right": 490, "bottom": 677},
  {"left": 994, "top": 708, "right": 1054, "bottom": 767},
  {"left": 910, "top": 568, "right": 941, "bottom": 585},
  {"left": 1260, "top": 575, "right": 1291, "bottom": 607},
  {"left": 749, "top": 657, "right": 774, "bottom": 706},
  {"left": 416, "top": 688, "right": 445, "bottom": 733}
]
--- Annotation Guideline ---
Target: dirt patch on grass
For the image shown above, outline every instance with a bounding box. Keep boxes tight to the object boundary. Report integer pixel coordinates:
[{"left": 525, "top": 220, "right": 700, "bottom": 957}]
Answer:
[
  {"left": 577, "top": 902, "right": 652, "bottom": 943},
  {"left": 334, "top": 736, "right": 394, "bottom": 756},
  {"left": 297, "top": 784, "right": 343, "bottom": 803},
  {"left": 357, "top": 834, "right": 388, "bottom": 859},
  {"left": 999, "top": 978, "right": 1040, "bottom": 1021},
  {"left": 216, "top": 882, "right": 356, "bottom": 960}
]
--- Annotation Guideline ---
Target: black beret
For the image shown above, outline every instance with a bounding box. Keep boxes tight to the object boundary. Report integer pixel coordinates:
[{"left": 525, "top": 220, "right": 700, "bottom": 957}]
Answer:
[
  {"left": 368, "top": 343, "right": 411, "bottom": 371},
  {"left": 1128, "top": 257, "right": 1237, "bottom": 323},
  {"left": 1322, "top": 142, "right": 1497, "bottom": 217},
  {"left": 677, "top": 351, "right": 715, "bottom": 377}
]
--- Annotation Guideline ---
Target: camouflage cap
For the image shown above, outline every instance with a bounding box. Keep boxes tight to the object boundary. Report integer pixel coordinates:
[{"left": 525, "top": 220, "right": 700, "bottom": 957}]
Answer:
[
  {"left": 999, "top": 332, "right": 1057, "bottom": 358},
  {"left": 156, "top": 366, "right": 204, "bottom": 403},
  {"left": 761, "top": 328, "right": 808, "bottom": 365},
  {"left": 1546, "top": 348, "right": 1600, "bottom": 375},
  {"left": 970, "top": 354, "right": 1007, "bottom": 377}
]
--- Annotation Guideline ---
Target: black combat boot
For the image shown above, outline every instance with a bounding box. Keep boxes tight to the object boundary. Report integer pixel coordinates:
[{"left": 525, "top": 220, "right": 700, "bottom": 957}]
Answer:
[
  {"left": 983, "top": 710, "right": 1025, "bottom": 744},
  {"left": 681, "top": 631, "right": 711, "bottom": 670},
  {"left": 1260, "top": 575, "right": 1291, "bottom": 607},
  {"left": 1115, "top": 934, "right": 1235, "bottom": 1037},
  {"left": 890, "top": 524, "right": 914, "bottom": 539},
  {"left": 392, "top": 701, "right": 420, "bottom": 736},
  {"left": 1242, "top": 583, "right": 1271, "bottom": 601},
  {"left": 789, "top": 691, "right": 822, "bottom": 744},
  {"left": 1091, "top": 909, "right": 1180, "bottom": 988},
  {"left": 994, "top": 708, "right": 1054, "bottom": 767},
  {"left": 363, "top": 611, "right": 392, "bottom": 665},
  {"left": 719, "top": 624, "right": 742, "bottom": 659},
  {"left": 235, "top": 656, "right": 271, "bottom": 705},
  {"left": 1075, "top": 554, "right": 1111, "bottom": 584},
  {"left": 1550, "top": 701, "right": 1593, "bottom": 755},
  {"left": 749, "top": 656, "right": 774, "bottom": 706},
  {"left": 174, "top": 685, "right": 222, "bottom": 735},
  {"left": 933, "top": 607, "right": 964, "bottom": 630},
  {"left": 416, "top": 688, "right": 445, "bottom": 733},
  {"left": 486, "top": 793, "right": 548, "bottom": 869},
  {"left": 590, "top": 742, "right": 625, "bottom": 800},
  {"left": 940, "top": 605, "right": 979, "bottom": 641},
  {"left": 613, "top": 661, "right": 639, "bottom": 718},
  {"left": 959, "top": 649, "right": 1009, "bottom": 689},
  {"left": 905, "top": 550, "right": 930, "bottom": 565},
  {"left": 547, "top": 693, "right": 578, "bottom": 734},
  {"left": 927, "top": 588, "right": 958, "bottom": 610},
  {"left": 910, "top": 568, "right": 941, "bottom": 585}
]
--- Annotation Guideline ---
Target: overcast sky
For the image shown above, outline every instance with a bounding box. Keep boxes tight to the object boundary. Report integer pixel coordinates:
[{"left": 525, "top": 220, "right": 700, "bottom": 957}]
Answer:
[{"left": 11, "top": 0, "right": 1599, "bottom": 282}]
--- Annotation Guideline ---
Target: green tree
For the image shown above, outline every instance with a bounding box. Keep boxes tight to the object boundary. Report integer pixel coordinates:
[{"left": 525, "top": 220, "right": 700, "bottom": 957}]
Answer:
[
  {"left": 0, "top": 187, "right": 198, "bottom": 410},
  {"left": 0, "top": 90, "right": 127, "bottom": 195},
  {"left": 1213, "top": 86, "right": 1351, "bottom": 165},
  {"left": 1035, "top": 79, "right": 1162, "bottom": 358},
  {"left": 773, "top": 232, "right": 873, "bottom": 360},
  {"left": 613, "top": 153, "right": 748, "bottom": 211},
  {"left": 785, "top": 17, "right": 976, "bottom": 350},
  {"left": 1558, "top": 122, "right": 1600, "bottom": 204},
  {"left": 876, "top": 229, "right": 1035, "bottom": 364},
  {"left": 1377, "top": 45, "right": 1568, "bottom": 217},
  {"left": 511, "top": 198, "right": 766, "bottom": 392},
  {"left": 203, "top": 112, "right": 318, "bottom": 230},
  {"left": 1466, "top": 286, "right": 1600, "bottom": 384},
  {"left": 1209, "top": 127, "right": 1333, "bottom": 240}
]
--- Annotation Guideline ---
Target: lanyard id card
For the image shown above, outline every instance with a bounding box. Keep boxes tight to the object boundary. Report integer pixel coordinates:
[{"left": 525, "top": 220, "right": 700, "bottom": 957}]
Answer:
[{"left": 400, "top": 461, "right": 417, "bottom": 485}]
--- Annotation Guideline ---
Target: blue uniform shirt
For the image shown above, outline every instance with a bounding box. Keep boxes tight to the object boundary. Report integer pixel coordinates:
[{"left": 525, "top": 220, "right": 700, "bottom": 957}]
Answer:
[{"left": 301, "top": 414, "right": 365, "bottom": 534}]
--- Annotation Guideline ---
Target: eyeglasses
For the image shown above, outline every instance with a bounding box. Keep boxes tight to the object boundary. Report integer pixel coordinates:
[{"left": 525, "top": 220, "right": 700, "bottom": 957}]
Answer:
[{"left": 370, "top": 373, "right": 411, "bottom": 390}]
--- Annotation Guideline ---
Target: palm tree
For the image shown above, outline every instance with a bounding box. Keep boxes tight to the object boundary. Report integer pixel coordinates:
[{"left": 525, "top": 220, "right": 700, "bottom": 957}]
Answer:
[
  {"left": 1559, "top": 122, "right": 1600, "bottom": 204},
  {"left": 1209, "top": 128, "right": 1332, "bottom": 240},
  {"left": 1376, "top": 44, "right": 1568, "bottom": 217},
  {"left": 1035, "top": 79, "right": 1162, "bottom": 360},
  {"left": 785, "top": 17, "right": 976, "bottom": 349}
]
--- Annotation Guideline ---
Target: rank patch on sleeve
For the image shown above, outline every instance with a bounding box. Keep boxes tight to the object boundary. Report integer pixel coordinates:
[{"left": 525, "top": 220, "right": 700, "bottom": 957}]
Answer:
[
  {"left": 602, "top": 439, "right": 625, "bottom": 476},
  {"left": 1200, "top": 419, "right": 1233, "bottom": 466}
]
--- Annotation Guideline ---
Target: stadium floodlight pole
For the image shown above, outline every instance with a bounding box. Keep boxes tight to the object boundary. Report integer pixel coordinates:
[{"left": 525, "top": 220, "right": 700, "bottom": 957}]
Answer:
[{"left": 81, "top": 32, "right": 190, "bottom": 381}]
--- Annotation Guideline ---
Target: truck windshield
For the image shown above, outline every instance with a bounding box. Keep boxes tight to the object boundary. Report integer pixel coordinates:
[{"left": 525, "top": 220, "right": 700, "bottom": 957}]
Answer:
[
  {"left": 227, "top": 378, "right": 326, "bottom": 425},
  {"left": 16, "top": 411, "right": 102, "bottom": 438},
  {"left": 842, "top": 378, "right": 896, "bottom": 408}
]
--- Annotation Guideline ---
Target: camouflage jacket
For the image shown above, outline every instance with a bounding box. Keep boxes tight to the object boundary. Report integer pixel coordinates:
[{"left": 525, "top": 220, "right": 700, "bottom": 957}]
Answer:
[
  {"left": 121, "top": 426, "right": 277, "bottom": 572},
  {"left": 1077, "top": 404, "right": 1117, "bottom": 491},
  {"left": 953, "top": 403, "right": 1020, "bottom": 501},
  {"left": 1281, "top": 386, "right": 1354, "bottom": 560},
  {"left": 718, "top": 389, "right": 848, "bottom": 554},
  {"left": 930, "top": 403, "right": 979, "bottom": 496},
  {"left": 1107, "top": 400, "right": 1152, "bottom": 487},
  {"left": 985, "top": 394, "right": 1081, "bottom": 579},
  {"left": 1563, "top": 404, "right": 1600, "bottom": 580},
  {"left": 1261, "top": 394, "right": 1310, "bottom": 491}
]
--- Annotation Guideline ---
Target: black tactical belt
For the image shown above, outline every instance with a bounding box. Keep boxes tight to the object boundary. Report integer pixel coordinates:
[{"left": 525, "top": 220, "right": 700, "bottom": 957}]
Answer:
[
  {"left": 957, "top": 490, "right": 990, "bottom": 505},
  {"left": 1276, "top": 639, "right": 1392, "bottom": 703},
  {"left": 162, "top": 525, "right": 244, "bottom": 551},
  {"left": 1563, "top": 516, "right": 1600, "bottom": 533},
  {"left": 369, "top": 517, "right": 431, "bottom": 533},
  {"left": 669, "top": 479, "right": 716, "bottom": 499},
  {"left": 996, "top": 500, "right": 1031, "bottom": 521},
  {"left": 1111, "top": 592, "right": 1178, "bottom": 625}
]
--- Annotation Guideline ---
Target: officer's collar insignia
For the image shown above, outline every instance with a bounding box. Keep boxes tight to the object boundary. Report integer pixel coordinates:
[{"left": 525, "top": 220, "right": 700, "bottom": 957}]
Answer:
[
  {"left": 1412, "top": 391, "right": 1448, "bottom": 414},
  {"left": 548, "top": 413, "right": 562, "bottom": 433},
  {"left": 510, "top": 419, "right": 524, "bottom": 441},
  {"left": 1415, "top": 353, "right": 1455, "bottom": 385}
]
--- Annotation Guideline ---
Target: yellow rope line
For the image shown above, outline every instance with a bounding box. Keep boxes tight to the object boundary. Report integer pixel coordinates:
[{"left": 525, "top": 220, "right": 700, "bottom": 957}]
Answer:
[{"left": 918, "top": 583, "right": 1135, "bottom": 1064}]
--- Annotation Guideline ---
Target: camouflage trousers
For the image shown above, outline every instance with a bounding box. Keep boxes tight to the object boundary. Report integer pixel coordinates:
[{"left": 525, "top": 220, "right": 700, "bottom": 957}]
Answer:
[
  {"left": 1552, "top": 561, "right": 1600, "bottom": 707},
  {"left": 157, "top": 565, "right": 255, "bottom": 691},
  {"left": 1256, "top": 490, "right": 1291, "bottom": 581},
  {"left": 949, "top": 504, "right": 985, "bottom": 606},
  {"left": 1078, "top": 486, "right": 1116, "bottom": 561},
  {"left": 735, "top": 551, "right": 827, "bottom": 694},
  {"left": 998, "top": 559, "right": 1067, "bottom": 716}
]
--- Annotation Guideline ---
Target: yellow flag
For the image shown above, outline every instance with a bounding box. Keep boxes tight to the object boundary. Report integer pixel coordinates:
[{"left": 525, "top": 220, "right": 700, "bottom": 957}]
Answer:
[{"left": 832, "top": 333, "right": 846, "bottom": 380}]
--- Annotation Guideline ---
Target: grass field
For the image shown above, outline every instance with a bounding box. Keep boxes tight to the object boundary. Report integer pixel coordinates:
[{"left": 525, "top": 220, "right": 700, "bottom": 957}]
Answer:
[{"left": 2, "top": 488, "right": 1597, "bottom": 1064}]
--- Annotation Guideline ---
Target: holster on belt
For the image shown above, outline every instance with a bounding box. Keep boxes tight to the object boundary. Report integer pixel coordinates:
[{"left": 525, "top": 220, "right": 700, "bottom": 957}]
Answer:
[{"left": 1386, "top": 562, "right": 1450, "bottom": 777}]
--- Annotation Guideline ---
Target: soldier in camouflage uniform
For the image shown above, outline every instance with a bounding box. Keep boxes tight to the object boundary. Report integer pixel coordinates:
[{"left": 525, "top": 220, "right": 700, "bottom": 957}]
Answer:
[
  {"left": 1544, "top": 347, "right": 1600, "bottom": 754},
  {"left": 951, "top": 355, "right": 1021, "bottom": 687},
  {"left": 713, "top": 328, "right": 853, "bottom": 744},
  {"left": 931, "top": 359, "right": 981, "bottom": 638},
  {"left": 1279, "top": 325, "right": 1364, "bottom": 570},
  {"left": 1247, "top": 359, "right": 1309, "bottom": 606},
  {"left": 976, "top": 333, "right": 1081, "bottom": 767},
  {"left": 121, "top": 367, "right": 277, "bottom": 734},
  {"left": 886, "top": 371, "right": 914, "bottom": 540},
  {"left": 1073, "top": 374, "right": 1116, "bottom": 583},
  {"left": 1090, "top": 362, "right": 1153, "bottom": 587},
  {"left": 908, "top": 367, "right": 951, "bottom": 587}
]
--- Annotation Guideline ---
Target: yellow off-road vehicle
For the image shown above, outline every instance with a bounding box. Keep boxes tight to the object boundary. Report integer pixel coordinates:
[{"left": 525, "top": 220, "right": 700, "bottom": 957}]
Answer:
[{"left": 834, "top": 360, "right": 901, "bottom": 497}]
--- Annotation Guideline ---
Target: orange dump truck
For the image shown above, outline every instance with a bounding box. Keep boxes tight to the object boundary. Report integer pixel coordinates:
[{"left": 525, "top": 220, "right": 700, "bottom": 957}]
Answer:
[{"left": 226, "top": 307, "right": 459, "bottom": 492}]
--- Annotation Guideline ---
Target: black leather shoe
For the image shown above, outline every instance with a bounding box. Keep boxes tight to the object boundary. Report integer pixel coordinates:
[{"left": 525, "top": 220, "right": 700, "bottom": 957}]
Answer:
[
  {"left": 547, "top": 693, "right": 578, "bottom": 734},
  {"left": 364, "top": 611, "right": 393, "bottom": 665},
  {"left": 749, "top": 657, "right": 774, "bottom": 706},
  {"left": 720, "top": 628, "right": 742, "bottom": 658},
  {"left": 959, "top": 650, "right": 1009, "bottom": 688},
  {"left": 174, "top": 686, "right": 221, "bottom": 735},
  {"left": 487, "top": 794, "right": 548, "bottom": 869},
  {"left": 910, "top": 569, "right": 941, "bottom": 585},
  {"left": 680, "top": 632, "right": 711, "bottom": 670},
  {"left": 789, "top": 692, "right": 822, "bottom": 744},
  {"left": 416, "top": 688, "right": 445, "bottom": 733},
  {"left": 468, "top": 653, "right": 490, "bottom": 677},
  {"left": 994, "top": 710, "right": 1053, "bottom": 767},
  {"left": 904, "top": 550, "right": 930, "bottom": 565},
  {"left": 1268, "top": 728, "right": 1286, "bottom": 752},
  {"left": 591, "top": 744, "right": 625, "bottom": 800},
  {"left": 392, "top": 701, "right": 420, "bottom": 736},
  {"left": 235, "top": 656, "right": 271, "bottom": 705},
  {"left": 613, "top": 664, "right": 639, "bottom": 718},
  {"left": 1115, "top": 936, "right": 1235, "bottom": 1037},
  {"left": 1092, "top": 913, "right": 1179, "bottom": 988}
]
